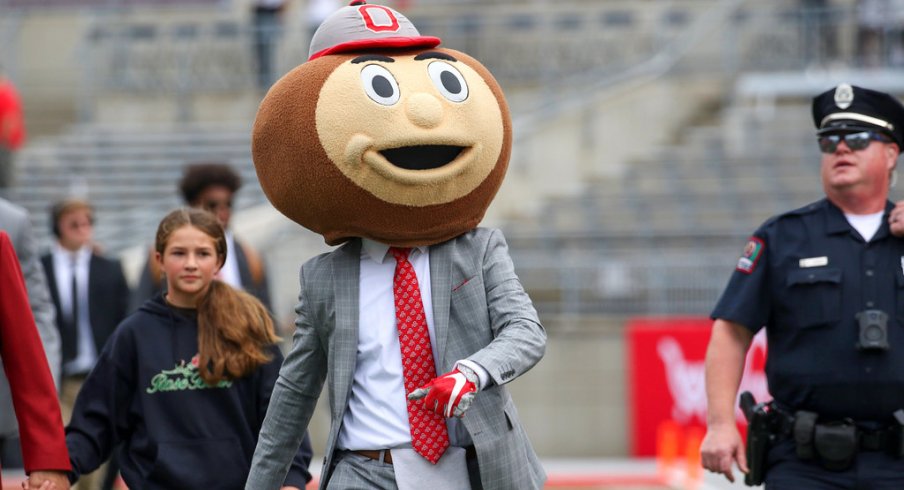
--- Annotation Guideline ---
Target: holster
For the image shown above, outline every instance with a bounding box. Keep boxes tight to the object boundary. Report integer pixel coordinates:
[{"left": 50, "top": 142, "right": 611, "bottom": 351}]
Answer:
[
  {"left": 744, "top": 412, "right": 770, "bottom": 486},
  {"left": 739, "top": 392, "right": 773, "bottom": 486}
]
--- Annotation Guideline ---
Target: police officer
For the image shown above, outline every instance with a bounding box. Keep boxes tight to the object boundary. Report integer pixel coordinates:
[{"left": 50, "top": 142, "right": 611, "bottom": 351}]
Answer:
[{"left": 701, "top": 84, "right": 904, "bottom": 488}]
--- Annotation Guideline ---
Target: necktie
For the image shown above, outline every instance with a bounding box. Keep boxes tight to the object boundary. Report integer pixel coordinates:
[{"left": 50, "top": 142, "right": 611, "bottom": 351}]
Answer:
[
  {"left": 69, "top": 257, "right": 79, "bottom": 330},
  {"left": 389, "top": 247, "right": 449, "bottom": 464},
  {"left": 62, "top": 256, "right": 80, "bottom": 364}
]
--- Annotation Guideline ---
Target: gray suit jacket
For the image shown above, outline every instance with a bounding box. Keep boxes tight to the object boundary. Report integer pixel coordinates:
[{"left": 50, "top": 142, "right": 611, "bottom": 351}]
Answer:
[
  {"left": 0, "top": 198, "right": 61, "bottom": 437},
  {"left": 247, "top": 228, "right": 546, "bottom": 490}
]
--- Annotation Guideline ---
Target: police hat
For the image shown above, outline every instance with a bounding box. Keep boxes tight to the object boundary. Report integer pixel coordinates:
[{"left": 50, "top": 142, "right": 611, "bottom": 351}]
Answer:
[
  {"left": 308, "top": 0, "right": 441, "bottom": 61},
  {"left": 812, "top": 83, "right": 904, "bottom": 149}
]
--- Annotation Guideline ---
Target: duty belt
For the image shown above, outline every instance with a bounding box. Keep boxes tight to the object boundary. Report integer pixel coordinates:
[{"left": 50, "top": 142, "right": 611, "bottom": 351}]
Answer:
[
  {"left": 773, "top": 407, "right": 904, "bottom": 471},
  {"left": 740, "top": 392, "right": 904, "bottom": 484}
]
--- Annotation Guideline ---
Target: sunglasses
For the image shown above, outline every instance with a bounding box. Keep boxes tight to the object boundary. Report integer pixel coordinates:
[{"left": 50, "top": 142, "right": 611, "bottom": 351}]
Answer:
[{"left": 818, "top": 131, "right": 892, "bottom": 153}]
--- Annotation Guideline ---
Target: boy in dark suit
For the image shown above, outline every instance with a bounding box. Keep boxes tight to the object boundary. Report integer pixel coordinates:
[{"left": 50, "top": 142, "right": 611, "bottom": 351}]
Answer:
[{"left": 41, "top": 198, "right": 130, "bottom": 490}]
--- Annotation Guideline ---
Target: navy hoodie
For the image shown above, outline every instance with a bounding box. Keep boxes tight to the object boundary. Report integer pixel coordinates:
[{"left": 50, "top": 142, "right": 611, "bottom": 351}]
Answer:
[{"left": 65, "top": 294, "right": 313, "bottom": 489}]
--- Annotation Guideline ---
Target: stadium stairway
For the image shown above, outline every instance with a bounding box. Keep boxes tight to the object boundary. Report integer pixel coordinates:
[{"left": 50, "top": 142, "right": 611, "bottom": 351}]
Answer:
[
  {"left": 513, "top": 100, "right": 826, "bottom": 241},
  {"left": 2, "top": 122, "right": 267, "bottom": 259}
]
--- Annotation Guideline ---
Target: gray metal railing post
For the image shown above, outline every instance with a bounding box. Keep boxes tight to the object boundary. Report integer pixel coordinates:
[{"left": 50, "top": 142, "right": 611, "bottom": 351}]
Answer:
[
  {"left": 175, "top": 25, "right": 195, "bottom": 124},
  {"left": 0, "top": 11, "right": 23, "bottom": 83},
  {"left": 77, "top": 17, "right": 97, "bottom": 123},
  {"left": 562, "top": 264, "right": 581, "bottom": 315},
  {"left": 721, "top": 3, "right": 740, "bottom": 80}
]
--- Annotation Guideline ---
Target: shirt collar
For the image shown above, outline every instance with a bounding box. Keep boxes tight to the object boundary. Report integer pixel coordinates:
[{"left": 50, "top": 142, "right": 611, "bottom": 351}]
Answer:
[
  {"left": 53, "top": 242, "right": 91, "bottom": 263},
  {"left": 824, "top": 198, "right": 894, "bottom": 239},
  {"left": 361, "top": 238, "right": 429, "bottom": 264},
  {"left": 824, "top": 199, "right": 850, "bottom": 235}
]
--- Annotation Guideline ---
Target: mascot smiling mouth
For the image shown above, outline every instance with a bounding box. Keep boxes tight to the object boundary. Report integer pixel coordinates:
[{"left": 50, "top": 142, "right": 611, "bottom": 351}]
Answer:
[{"left": 380, "top": 145, "right": 466, "bottom": 170}]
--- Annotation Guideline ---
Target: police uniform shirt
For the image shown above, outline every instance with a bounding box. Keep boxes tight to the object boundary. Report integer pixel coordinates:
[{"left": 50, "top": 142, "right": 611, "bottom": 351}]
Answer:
[{"left": 712, "top": 198, "right": 904, "bottom": 423}]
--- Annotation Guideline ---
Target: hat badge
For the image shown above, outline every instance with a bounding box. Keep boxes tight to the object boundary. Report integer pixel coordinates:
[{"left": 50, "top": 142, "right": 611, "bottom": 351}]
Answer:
[{"left": 834, "top": 83, "right": 854, "bottom": 110}]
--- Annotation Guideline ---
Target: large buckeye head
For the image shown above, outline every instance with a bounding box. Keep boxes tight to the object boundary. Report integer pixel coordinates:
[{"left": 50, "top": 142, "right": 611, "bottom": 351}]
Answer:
[{"left": 252, "top": 44, "right": 511, "bottom": 246}]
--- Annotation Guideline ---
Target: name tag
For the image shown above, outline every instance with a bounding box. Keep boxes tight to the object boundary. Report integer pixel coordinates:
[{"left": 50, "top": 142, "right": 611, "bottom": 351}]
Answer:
[{"left": 799, "top": 256, "right": 828, "bottom": 268}]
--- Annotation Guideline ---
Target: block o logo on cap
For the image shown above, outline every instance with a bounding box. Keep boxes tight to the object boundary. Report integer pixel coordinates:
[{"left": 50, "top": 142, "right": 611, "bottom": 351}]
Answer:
[{"left": 359, "top": 4, "right": 401, "bottom": 33}]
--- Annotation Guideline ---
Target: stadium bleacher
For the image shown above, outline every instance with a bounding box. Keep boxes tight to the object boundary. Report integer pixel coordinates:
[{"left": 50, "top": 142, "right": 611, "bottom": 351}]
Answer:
[
  {"left": 4, "top": 0, "right": 904, "bottom": 472},
  {"left": 2, "top": 123, "right": 266, "bottom": 257}
]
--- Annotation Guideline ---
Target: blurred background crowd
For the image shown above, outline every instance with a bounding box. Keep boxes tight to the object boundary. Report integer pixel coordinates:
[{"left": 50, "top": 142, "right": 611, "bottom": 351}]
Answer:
[{"left": 2, "top": 0, "right": 904, "bottom": 487}]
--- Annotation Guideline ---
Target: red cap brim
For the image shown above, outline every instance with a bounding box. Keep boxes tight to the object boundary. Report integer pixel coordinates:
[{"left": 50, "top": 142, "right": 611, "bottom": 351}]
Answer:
[{"left": 308, "top": 36, "right": 442, "bottom": 61}]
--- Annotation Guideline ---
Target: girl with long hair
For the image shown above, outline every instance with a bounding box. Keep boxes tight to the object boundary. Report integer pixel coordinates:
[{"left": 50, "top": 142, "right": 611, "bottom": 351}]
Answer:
[{"left": 65, "top": 208, "right": 311, "bottom": 489}]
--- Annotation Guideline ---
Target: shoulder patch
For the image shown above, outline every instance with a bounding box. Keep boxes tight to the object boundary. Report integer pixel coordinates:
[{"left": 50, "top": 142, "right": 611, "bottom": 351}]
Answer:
[{"left": 736, "top": 237, "right": 764, "bottom": 274}]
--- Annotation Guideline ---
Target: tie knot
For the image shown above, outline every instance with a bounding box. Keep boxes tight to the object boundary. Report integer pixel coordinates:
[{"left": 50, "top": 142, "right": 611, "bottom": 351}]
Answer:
[{"left": 389, "top": 247, "right": 411, "bottom": 263}]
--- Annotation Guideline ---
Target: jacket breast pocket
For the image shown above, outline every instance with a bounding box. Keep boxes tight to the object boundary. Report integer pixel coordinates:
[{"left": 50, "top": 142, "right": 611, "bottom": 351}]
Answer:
[
  {"left": 450, "top": 275, "right": 484, "bottom": 309},
  {"left": 786, "top": 267, "right": 842, "bottom": 329}
]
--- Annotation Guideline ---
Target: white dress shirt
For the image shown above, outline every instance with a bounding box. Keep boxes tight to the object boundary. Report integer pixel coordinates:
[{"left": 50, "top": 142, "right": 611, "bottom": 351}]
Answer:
[
  {"left": 337, "top": 239, "right": 488, "bottom": 451},
  {"left": 52, "top": 243, "right": 97, "bottom": 376},
  {"left": 218, "top": 231, "right": 243, "bottom": 289}
]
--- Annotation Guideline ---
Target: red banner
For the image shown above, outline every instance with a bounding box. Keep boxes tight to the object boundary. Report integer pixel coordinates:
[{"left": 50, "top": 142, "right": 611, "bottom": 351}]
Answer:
[{"left": 626, "top": 316, "right": 769, "bottom": 456}]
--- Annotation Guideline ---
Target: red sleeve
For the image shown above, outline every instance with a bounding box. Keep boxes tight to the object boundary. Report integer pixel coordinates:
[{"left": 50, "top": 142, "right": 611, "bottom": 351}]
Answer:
[{"left": 0, "top": 232, "right": 70, "bottom": 473}]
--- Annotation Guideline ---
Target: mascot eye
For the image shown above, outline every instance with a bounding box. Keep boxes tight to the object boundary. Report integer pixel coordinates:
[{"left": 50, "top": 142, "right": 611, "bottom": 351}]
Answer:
[
  {"left": 360, "top": 64, "right": 400, "bottom": 106},
  {"left": 427, "top": 61, "right": 468, "bottom": 102}
]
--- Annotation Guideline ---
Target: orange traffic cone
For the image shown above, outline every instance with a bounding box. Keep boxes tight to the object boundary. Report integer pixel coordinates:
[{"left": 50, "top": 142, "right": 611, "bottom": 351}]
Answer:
[
  {"left": 684, "top": 426, "right": 705, "bottom": 489},
  {"left": 656, "top": 420, "right": 681, "bottom": 479}
]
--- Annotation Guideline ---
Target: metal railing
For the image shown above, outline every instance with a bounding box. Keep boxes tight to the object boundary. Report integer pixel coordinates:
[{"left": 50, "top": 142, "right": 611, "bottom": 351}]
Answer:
[
  {"left": 505, "top": 239, "right": 737, "bottom": 317},
  {"left": 73, "top": 1, "right": 728, "bottom": 118},
  {"left": 66, "top": 1, "right": 904, "bottom": 120},
  {"left": 6, "top": 0, "right": 904, "bottom": 317}
]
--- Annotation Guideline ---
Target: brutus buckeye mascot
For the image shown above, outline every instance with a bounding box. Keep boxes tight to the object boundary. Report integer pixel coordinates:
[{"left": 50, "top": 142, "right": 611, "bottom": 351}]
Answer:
[{"left": 246, "top": 3, "right": 547, "bottom": 489}]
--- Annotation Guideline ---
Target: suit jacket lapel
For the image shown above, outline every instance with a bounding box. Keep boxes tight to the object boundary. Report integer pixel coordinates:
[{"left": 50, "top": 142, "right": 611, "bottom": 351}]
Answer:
[
  {"left": 42, "top": 256, "right": 61, "bottom": 312},
  {"left": 429, "top": 241, "right": 452, "bottom": 369},
  {"left": 331, "top": 240, "right": 361, "bottom": 419}
]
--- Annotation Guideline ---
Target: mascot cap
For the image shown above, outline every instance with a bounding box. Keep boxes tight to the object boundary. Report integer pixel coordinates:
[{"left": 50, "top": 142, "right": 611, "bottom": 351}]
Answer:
[
  {"left": 308, "top": 0, "right": 442, "bottom": 61},
  {"left": 812, "top": 83, "right": 904, "bottom": 148}
]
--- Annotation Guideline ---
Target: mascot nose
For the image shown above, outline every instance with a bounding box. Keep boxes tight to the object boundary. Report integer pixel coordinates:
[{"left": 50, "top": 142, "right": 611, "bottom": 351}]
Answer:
[{"left": 405, "top": 93, "right": 444, "bottom": 129}]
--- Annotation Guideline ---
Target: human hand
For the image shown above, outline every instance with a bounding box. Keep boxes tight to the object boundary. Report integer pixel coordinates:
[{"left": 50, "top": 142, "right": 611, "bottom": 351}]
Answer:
[
  {"left": 22, "top": 471, "right": 70, "bottom": 490},
  {"left": 700, "top": 423, "right": 747, "bottom": 483},
  {"left": 408, "top": 365, "right": 478, "bottom": 418},
  {"left": 280, "top": 487, "right": 302, "bottom": 490},
  {"left": 890, "top": 201, "right": 904, "bottom": 237}
]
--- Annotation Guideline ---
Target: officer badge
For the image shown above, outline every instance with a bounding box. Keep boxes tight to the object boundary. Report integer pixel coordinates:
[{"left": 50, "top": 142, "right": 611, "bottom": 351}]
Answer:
[
  {"left": 736, "top": 237, "right": 764, "bottom": 274},
  {"left": 834, "top": 83, "right": 854, "bottom": 110}
]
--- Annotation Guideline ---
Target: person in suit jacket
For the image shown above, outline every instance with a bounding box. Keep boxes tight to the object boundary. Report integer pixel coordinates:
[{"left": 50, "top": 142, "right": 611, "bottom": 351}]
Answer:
[
  {"left": 246, "top": 3, "right": 546, "bottom": 489},
  {"left": 42, "top": 199, "right": 130, "bottom": 400},
  {"left": 132, "top": 162, "right": 271, "bottom": 312},
  {"left": 0, "top": 197, "right": 61, "bottom": 469},
  {"left": 0, "top": 230, "right": 70, "bottom": 489},
  {"left": 41, "top": 198, "right": 129, "bottom": 490},
  {"left": 250, "top": 231, "right": 546, "bottom": 490}
]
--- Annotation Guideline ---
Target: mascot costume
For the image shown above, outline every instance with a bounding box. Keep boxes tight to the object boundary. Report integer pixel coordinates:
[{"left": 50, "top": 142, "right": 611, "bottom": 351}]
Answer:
[{"left": 246, "top": 2, "right": 547, "bottom": 489}]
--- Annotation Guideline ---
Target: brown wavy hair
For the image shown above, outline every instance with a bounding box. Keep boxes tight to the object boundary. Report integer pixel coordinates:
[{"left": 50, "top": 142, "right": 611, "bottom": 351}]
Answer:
[{"left": 155, "top": 208, "right": 279, "bottom": 385}]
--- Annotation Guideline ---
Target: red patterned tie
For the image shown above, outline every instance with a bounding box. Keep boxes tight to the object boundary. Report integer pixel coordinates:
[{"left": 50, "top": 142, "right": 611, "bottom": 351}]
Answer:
[{"left": 389, "top": 247, "right": 449, "bottom": 464}]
